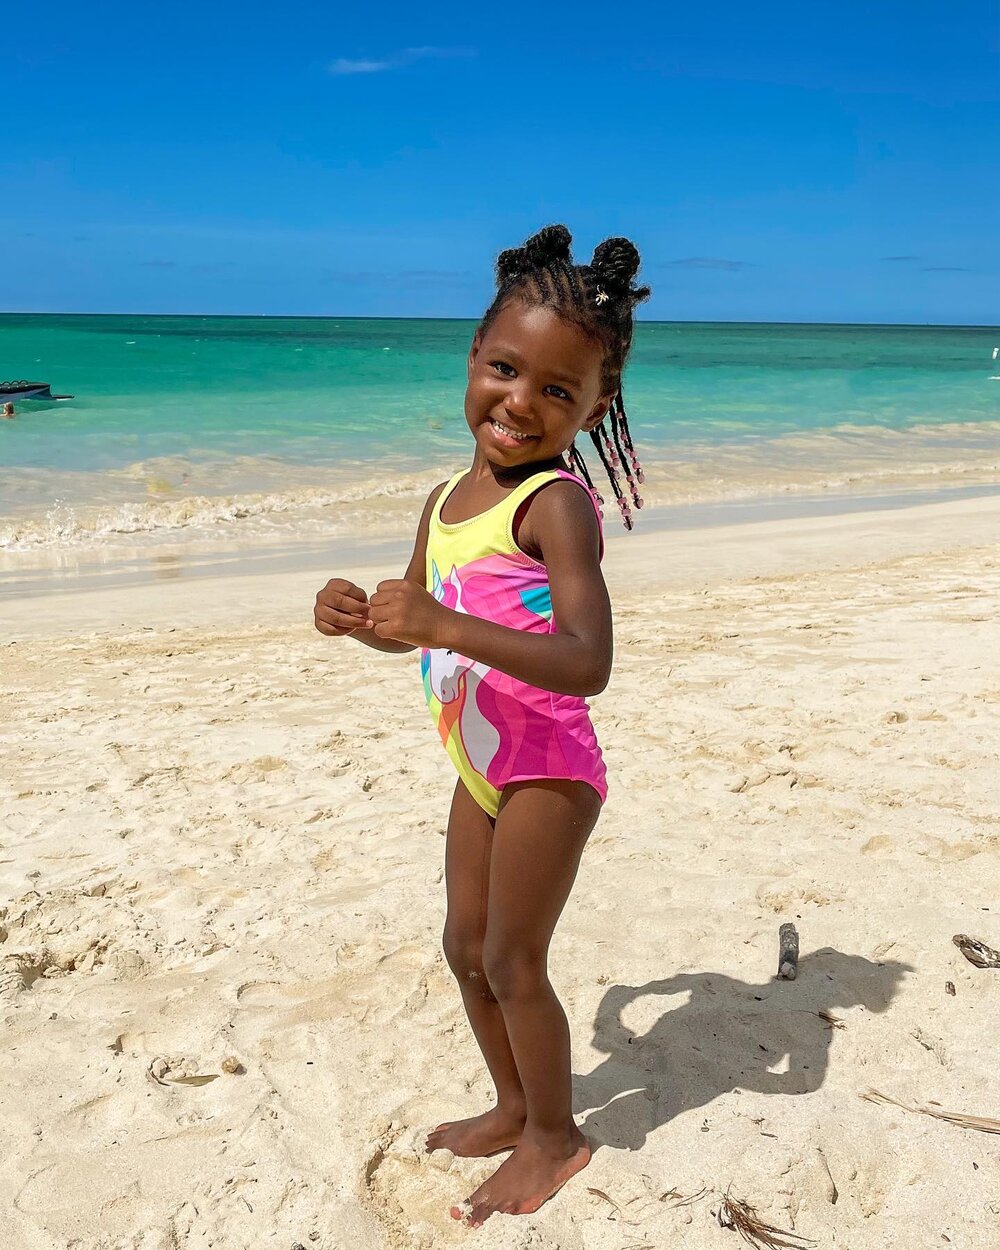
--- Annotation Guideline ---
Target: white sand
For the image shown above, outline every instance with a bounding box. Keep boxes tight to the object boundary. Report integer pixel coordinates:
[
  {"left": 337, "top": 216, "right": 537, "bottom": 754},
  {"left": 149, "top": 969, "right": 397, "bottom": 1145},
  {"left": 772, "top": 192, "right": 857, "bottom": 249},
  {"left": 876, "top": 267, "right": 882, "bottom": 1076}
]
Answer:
[{"left": 2, "top": 494, "right": 999, "bottom": 1249}]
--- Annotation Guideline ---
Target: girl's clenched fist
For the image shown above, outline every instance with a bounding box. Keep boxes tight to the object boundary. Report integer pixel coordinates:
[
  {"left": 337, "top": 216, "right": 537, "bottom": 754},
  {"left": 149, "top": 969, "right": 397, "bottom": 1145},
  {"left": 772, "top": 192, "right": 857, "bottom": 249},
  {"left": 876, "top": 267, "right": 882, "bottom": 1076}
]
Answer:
[
  {"left": 313, "top": 578, "right": 372, "bottom": 637},
  {"left": 368, "top": 579, "right": 448, "bottom": 648}
]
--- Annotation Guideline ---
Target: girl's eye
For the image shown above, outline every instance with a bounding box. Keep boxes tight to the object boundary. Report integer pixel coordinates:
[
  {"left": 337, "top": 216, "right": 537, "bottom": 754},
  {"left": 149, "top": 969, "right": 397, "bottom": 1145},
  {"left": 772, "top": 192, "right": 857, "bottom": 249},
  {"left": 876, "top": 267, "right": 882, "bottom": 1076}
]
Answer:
[
  {"left": 546, "top": 385, "right": 572, "bottom": 402},
  {"left": 489, "top": 361, "right": 516, "bottom": 377}
]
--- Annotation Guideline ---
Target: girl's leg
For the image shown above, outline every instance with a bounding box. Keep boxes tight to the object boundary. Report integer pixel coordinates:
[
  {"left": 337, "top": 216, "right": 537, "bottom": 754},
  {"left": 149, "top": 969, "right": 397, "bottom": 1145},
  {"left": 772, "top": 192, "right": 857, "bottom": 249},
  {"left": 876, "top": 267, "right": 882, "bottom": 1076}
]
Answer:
[
  {"left": 426, "top": 778, "right": 527, "bottom": 1157},
  {"left": 452, "top": 778, "right": 600, "bottom": 1228}
]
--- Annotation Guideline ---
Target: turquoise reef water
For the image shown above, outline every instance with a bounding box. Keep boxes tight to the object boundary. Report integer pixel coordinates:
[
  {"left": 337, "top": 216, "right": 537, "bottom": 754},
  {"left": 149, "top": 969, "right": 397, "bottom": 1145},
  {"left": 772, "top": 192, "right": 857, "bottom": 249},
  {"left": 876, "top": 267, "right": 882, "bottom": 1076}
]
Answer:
[{"left": 1, "top": 314, "right": 997, "bottom": 559}]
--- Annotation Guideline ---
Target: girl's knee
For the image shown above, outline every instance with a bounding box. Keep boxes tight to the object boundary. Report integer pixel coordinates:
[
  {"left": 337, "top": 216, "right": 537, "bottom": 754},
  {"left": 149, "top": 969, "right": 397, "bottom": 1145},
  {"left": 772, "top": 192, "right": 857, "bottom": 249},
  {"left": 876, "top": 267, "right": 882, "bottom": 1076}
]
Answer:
[
  {"left": 442, "top": 924, "right": 486, "bottom": 982},
  {"left": 482, "top": 942, "right": 547, "bottom": 1002}
]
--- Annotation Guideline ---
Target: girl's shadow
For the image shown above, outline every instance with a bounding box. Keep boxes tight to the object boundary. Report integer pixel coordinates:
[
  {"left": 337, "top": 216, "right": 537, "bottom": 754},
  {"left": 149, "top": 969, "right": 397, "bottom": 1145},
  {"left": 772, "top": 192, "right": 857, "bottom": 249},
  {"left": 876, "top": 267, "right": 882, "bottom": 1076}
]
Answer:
[{"left": 574, "top": 948, "right": 911, "bottom": 1152}]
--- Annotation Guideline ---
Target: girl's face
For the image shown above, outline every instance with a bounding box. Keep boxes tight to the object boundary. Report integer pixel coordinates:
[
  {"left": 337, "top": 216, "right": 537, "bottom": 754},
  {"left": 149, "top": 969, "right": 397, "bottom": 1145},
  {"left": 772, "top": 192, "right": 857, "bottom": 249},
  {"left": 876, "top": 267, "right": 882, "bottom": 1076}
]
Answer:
[{"left": 465, "top": 299, "right": 614, "bottom": 468}]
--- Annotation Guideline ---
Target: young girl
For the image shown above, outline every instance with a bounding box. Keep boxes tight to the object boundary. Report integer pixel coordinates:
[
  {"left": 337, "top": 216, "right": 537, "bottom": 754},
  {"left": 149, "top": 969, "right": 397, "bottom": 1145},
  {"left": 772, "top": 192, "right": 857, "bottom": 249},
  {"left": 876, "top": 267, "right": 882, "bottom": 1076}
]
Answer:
[{"left": 314, "top": 224, "right": 649, "bottom": 1228}]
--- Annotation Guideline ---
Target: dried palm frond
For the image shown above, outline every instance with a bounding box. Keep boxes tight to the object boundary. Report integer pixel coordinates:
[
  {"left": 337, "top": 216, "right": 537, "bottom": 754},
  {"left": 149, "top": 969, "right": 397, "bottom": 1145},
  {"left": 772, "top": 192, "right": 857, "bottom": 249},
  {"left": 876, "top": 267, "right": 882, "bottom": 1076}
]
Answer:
[
  {"left": 861, "top": 1089, "right": 1000, "bottom": 1135},
  {"left": 817, "top": 1010, "right": 845, "bottom": 1029},
  {"left": 717, "top": 1189, "right": 815, "bottom": 1249}
]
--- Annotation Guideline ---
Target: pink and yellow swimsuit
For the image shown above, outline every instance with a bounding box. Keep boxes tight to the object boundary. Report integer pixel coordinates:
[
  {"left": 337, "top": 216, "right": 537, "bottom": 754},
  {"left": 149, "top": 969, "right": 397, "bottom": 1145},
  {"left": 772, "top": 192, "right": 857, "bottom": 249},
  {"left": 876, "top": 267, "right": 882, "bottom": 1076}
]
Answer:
[{"left": 421, "top": 466, "right": 608, "bottom": 818}]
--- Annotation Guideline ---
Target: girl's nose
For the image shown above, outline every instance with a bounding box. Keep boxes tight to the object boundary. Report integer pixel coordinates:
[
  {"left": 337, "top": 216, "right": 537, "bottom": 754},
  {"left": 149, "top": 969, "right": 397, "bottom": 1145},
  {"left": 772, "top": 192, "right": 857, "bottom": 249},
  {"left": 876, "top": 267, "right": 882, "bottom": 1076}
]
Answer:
[{"left": 504, "top": 384, "right": 534, "bottom": 419}]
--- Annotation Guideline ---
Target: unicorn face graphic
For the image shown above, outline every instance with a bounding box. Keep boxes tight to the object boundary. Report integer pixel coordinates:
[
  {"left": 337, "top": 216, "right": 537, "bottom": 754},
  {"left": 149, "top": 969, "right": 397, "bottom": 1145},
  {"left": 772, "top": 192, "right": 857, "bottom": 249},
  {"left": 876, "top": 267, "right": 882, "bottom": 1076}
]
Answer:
[{"left": 427, "top": 563, "right": 471, "bottom": 704}]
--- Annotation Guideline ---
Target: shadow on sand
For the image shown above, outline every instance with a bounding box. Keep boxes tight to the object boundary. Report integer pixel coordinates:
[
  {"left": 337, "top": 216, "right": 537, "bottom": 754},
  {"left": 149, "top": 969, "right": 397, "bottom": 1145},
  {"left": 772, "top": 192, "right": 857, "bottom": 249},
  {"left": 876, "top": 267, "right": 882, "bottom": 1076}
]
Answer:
[{"left": 574, "top": 948, "right": 911, "bottom": 1152}]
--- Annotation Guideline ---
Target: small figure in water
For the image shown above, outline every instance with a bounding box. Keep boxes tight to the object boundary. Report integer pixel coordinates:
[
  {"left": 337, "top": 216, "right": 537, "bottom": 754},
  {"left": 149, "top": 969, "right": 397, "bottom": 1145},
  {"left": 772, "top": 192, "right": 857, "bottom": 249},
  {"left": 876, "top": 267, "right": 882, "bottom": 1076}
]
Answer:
[{"left": 1, "top": 402, "right": 14, "bottom": 419}]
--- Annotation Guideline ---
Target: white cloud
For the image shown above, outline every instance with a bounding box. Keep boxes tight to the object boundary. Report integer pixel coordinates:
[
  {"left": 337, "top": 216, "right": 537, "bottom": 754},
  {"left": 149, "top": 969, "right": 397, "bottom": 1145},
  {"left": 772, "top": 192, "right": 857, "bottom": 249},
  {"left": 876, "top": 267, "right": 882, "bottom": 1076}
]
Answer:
[
  {"left": 329, "top": 57, "right": 392, "bottom": 75},
  {"left": 328, "top": 46, "right": 474, "bottom": 75}
]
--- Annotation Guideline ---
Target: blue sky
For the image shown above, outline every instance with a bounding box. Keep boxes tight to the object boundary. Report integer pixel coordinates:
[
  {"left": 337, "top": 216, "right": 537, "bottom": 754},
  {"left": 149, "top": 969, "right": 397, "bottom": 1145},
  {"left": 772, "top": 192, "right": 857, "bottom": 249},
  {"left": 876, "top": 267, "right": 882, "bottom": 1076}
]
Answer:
[{"left": 3, "top": 1, "right": 998, "bottom": 322}]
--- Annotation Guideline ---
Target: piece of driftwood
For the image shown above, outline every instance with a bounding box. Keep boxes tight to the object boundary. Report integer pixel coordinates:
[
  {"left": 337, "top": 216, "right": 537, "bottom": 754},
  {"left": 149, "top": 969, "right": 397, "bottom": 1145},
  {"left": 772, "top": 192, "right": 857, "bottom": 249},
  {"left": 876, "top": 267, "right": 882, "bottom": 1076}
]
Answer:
[
  {"left": 776, "top": 923, "right": 799, "bottom": 980},
  {"left": 953, "top": 934, "right": 1000, "bottom": 969},
  {"left": 861, "top": 1089, "right": 1000, "bottom": 1135}
]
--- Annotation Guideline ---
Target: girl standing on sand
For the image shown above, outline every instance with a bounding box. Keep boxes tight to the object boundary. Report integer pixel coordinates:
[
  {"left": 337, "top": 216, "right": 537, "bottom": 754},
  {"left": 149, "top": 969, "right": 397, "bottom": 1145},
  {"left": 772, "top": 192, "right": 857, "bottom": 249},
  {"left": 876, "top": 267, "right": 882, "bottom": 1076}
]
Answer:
[{"left": 314, "top": 224, "right": 649, "bottom": 1228}]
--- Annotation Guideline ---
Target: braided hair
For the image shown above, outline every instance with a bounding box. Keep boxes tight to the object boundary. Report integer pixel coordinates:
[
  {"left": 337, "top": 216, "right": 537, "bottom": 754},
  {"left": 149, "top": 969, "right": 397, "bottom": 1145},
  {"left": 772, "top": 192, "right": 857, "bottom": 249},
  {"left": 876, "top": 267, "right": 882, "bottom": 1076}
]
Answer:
[{"left": 478, "top": 224, "right": 650, "bottom": 530}]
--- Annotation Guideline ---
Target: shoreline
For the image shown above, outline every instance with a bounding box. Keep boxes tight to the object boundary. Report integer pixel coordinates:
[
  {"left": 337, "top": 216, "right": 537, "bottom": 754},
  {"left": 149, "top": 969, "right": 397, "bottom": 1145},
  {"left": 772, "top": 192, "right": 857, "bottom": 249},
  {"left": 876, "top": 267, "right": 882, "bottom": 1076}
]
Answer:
[{"left": 3, "top": 486, "right": 998, "bottom": 636}]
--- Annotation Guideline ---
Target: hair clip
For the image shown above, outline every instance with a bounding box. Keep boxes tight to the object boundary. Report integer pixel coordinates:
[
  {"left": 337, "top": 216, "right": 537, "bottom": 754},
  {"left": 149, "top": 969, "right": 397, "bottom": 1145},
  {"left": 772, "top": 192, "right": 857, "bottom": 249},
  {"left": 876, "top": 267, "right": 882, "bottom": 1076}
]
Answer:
[{"left": 594, "top": 287, "right": 609, "bottom": 305}]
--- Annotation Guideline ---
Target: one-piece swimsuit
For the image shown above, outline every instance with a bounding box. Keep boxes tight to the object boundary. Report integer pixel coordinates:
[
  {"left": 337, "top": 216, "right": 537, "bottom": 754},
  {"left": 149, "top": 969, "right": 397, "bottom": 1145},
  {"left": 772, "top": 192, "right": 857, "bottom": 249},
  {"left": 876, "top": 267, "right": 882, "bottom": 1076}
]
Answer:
[{"left": 421, "top": 466, "right": 608, "bottom": 818}]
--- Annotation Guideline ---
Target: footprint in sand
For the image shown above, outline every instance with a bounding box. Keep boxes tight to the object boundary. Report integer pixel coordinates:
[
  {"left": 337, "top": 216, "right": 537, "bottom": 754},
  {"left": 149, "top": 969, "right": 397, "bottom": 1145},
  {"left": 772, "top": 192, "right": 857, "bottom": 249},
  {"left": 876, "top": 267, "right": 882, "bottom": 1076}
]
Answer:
[
  {"left": 233, "top": 980, "right": 288, "bottom": 1008},
  {"left": 362, "top": 1119, "right": 477, "bottom": 1249}
]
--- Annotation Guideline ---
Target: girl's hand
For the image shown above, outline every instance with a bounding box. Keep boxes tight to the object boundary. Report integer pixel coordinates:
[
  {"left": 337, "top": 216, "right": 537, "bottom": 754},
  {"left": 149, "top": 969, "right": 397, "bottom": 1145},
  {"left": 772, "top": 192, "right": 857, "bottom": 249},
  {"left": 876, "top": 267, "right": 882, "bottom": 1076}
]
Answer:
[
  {"left": 314, "top": 578, "right": 373, "bottom": 636},
  {"left": 368, "top": 579, "right": 447, "bottom": 648}
]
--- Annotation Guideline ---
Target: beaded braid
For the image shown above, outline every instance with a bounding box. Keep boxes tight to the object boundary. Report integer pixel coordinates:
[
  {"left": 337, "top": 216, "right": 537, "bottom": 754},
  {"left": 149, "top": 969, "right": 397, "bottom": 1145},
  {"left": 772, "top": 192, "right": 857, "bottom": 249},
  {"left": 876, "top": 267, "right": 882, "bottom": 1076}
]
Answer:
[
  {"left": 579, "top": 395, "right": 643, "bottom": 531},
  {"left": 479, "top": 224, "right": 651, "bottom": 530}
]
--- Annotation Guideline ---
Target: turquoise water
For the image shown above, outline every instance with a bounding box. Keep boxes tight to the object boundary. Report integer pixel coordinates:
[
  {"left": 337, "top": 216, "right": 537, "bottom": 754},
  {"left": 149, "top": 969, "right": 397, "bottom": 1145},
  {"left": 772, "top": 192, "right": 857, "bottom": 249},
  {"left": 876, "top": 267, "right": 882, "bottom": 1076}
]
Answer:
[
  {"left": 3, "top": 314, "right": 999, "bottom": 469},
  {"left": 1, "top": 314, "right": 998, "bottom": 553}
]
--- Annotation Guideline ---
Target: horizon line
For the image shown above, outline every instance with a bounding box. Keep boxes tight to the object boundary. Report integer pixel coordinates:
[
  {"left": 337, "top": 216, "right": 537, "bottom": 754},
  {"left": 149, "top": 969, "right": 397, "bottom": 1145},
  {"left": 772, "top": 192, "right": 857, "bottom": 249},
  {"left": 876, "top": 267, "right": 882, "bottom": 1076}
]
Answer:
[{"left": 2, "top": 311, "right": 999, "bottom": 331}]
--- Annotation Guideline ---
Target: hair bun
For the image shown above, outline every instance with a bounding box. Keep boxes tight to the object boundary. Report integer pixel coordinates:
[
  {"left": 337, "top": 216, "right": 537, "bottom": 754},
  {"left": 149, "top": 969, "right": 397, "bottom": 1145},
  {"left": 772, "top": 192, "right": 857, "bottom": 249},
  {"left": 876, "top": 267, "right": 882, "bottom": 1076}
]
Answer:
[
  {"left": 495, "top": 225, "right": 572, "bottom": 288},
  {"left": 495, "top": 246, "right": 528, "bottom": 284},
  {"left": 523, "top": 224, "right": 572, "bottom": 268},
  {"left": 590, "top": 237, "right": 641, "bottom": 293}
]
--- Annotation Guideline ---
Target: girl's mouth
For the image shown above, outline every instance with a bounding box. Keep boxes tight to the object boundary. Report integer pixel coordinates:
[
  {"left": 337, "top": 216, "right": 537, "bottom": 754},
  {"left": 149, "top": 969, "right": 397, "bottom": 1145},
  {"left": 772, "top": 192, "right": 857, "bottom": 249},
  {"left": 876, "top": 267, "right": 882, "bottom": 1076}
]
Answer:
[{"left": 488, "top": 418, "right": 538, "bottom": 448}]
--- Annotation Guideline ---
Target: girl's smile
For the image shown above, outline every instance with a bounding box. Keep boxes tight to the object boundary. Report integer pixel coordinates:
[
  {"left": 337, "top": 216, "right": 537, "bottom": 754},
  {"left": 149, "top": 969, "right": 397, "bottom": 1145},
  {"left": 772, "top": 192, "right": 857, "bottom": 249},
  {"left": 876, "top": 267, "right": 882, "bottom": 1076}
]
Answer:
[{"left": 486, "top": 417, "right": 539, "bottom": 448}]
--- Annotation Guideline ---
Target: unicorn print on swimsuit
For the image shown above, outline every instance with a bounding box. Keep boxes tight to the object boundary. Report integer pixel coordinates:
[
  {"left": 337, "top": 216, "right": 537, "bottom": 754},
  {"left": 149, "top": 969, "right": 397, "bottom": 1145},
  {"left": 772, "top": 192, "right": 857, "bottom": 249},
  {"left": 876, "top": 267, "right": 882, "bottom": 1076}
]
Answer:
[
  {"left": 419, "top": 493, "right": 607, "bottom": 821},
  {"left": 422, "top": 560, "right": 502, "bottom": 782}
]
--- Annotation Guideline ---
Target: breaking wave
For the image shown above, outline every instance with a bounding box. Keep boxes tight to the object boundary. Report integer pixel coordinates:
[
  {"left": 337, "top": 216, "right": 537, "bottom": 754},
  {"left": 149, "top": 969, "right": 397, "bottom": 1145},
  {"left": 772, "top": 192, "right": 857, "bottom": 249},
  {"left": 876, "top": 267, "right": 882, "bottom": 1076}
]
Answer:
[{"left": 2, "top": 421, "right": 998, "bottom": 553}]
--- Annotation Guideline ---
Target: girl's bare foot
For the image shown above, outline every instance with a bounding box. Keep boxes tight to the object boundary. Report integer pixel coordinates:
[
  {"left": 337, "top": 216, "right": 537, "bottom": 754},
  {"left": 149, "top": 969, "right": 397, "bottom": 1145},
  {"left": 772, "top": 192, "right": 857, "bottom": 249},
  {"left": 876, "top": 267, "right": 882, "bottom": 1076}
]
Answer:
[
  {"left": 449, "top": 1125, "right": 591, "bottom": 1226},
  {"left": 425, "top": 1106, "right": 526, "bottom": 1158}
]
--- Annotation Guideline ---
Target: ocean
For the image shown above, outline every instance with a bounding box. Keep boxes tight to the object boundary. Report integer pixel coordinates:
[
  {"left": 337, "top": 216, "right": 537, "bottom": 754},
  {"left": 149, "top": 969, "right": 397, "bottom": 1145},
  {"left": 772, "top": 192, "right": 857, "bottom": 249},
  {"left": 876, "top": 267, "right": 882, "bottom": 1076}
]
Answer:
[{"left": 2, "top": 315, "right": 998, "bottom": 589}]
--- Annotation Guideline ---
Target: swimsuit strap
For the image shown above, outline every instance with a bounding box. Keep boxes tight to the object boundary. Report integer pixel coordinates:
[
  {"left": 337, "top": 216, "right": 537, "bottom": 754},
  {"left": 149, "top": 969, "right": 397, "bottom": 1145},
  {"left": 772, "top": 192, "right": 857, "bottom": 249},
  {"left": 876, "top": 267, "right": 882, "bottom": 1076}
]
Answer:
[
  {"left": 429, "top": 469, "right": 468, "bottom": 529},
  {"left": 431, "top": 465, "right": 605, "bottom": 561}
]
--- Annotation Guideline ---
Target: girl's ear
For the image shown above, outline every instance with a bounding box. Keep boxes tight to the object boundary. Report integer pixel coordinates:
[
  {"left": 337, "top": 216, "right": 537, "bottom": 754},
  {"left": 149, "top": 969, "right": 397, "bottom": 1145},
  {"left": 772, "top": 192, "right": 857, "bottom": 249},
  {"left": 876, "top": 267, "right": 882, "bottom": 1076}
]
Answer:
[
  {"left": 467, "top": 329, "right": 484, "bottom": 379},
  {"left": 581, "top": 395, "right": 615, "bottom": 433}
]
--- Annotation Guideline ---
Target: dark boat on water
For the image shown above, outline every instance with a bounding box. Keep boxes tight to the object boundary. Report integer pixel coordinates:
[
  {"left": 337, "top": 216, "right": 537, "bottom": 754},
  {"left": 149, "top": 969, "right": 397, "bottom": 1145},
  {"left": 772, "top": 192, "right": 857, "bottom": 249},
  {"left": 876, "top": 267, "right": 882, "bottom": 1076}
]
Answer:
[{"left": 1, "top": 380, "right": 75, "bottom": 401}]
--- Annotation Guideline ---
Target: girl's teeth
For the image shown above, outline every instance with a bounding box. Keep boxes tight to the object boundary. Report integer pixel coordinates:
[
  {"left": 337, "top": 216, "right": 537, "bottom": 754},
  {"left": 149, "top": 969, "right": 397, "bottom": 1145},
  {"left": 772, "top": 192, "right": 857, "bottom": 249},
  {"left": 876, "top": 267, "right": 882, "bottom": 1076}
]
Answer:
[{"left": 492, "top": 420, "right": 529, "bottom": 440}]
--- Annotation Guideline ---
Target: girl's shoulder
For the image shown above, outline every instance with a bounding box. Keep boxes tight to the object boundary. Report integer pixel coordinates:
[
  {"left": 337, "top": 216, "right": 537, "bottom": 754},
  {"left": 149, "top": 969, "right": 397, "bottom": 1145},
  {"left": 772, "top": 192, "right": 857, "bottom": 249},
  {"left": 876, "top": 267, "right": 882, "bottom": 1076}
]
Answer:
[{"left": 515, "top": 471, "right": 605, "bottom": 563}]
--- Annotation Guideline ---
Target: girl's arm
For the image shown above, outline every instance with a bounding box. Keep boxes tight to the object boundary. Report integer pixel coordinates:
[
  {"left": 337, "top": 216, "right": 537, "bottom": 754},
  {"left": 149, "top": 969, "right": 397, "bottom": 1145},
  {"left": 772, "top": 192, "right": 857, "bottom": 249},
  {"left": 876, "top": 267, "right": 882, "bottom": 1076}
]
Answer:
[
  {"left": 315, "top": 482, "right": 447, "bottom": 654},
  {"left": 369, "top": 482, "right": 612, "bottom": 696}
]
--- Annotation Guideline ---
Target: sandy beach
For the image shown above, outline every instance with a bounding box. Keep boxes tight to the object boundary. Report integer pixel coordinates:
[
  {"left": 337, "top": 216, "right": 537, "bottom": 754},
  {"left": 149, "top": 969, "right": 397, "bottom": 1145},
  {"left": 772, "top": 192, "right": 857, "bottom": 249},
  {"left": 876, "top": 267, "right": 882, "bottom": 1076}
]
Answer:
[{"left": 2, "top": 493, "right": 999, "bottom": 1250}]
